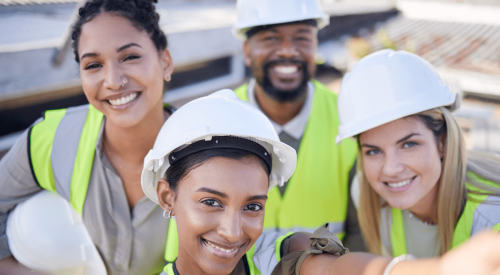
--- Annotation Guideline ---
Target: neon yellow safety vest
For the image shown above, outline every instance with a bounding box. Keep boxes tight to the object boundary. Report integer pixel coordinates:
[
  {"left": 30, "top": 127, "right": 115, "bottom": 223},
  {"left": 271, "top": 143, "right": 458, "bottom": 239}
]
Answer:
[
  {"left": 389, "top": 172, "right": 500, "bottom": 256},
  {"left": 162, "top": 232, "right": 293, "bottom": 275},
  {"left": 235, "top": 80, "right": 358, "bottom": 237},
  {"left": 29, "top": 104, "right": 103, "bottom": 215},
  {"left": 162, "top": 80, "right": 356, "bottom": 269}
]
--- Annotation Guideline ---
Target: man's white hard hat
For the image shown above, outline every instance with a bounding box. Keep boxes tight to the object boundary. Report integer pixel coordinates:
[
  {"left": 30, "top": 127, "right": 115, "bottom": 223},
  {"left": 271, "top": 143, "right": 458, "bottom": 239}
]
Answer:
[
  {"left": 141, "top": 89, "right": 297, "bottom": 204},
  {"left": 7, "top": 191, "right": 107, "bottom": 275},
  {"left": 232, "top": 0, "right": 330, "bottom": 40},
  {"left": 336, "top": 49, "right": 459, "bottom": 144}
]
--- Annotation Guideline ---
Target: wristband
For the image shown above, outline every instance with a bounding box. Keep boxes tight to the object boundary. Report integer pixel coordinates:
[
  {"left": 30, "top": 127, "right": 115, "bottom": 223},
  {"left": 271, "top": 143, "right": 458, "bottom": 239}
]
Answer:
[{"left": 383, "top": 254, "right": 416, "bottom": 275}]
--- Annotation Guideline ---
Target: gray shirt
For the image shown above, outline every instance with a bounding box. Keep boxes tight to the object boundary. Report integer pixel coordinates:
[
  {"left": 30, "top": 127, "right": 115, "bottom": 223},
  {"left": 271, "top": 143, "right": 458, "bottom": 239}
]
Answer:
[{"left": 0, "top": 120, "right": 169, "bottom": 275}]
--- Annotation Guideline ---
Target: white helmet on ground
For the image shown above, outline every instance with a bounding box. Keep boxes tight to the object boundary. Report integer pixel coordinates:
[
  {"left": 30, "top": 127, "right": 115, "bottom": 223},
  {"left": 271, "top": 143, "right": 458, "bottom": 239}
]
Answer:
[
  {"left": 232, "top": 0, "right": 329, "bottom": 40},
  {"left": 336, "top": 49, "right": 459, "bottom": 144},
  {"left": 141, "top": 89, "right": 297, "bottom": 204},
  {"left": 7, "top": 191, "right": 107, "bottom": 275}
]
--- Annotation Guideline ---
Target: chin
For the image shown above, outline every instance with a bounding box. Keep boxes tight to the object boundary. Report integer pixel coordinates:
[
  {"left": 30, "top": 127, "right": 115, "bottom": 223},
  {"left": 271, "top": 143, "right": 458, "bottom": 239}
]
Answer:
[{"left": 199, "top": 260, "right": 238, "bottom": 275}]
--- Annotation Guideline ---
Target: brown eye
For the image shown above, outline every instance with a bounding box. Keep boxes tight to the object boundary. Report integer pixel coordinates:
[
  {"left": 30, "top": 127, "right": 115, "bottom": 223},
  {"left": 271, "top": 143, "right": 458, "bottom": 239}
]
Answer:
[
  {"left": 244, "top": 203, "right": 262, "bottom": 211},
  {"left": 202, "top": 199, "right": 221, "bottom": 207}
]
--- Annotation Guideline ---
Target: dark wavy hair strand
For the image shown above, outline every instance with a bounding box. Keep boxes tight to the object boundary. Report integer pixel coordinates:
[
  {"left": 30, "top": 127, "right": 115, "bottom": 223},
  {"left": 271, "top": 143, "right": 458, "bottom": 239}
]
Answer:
[{"left": 71, "top": 0, "right": 167, "bottom": 63}]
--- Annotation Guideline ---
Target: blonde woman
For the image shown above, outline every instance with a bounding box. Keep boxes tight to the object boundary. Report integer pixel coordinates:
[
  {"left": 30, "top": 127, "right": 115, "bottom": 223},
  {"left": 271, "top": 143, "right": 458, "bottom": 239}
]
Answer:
[{"left": 336, "top": 49, "right": 500, "bottom": 258}]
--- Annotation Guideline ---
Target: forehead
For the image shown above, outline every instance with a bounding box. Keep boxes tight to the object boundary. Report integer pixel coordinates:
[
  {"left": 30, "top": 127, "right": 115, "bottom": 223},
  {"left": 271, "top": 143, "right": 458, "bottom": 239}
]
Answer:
[
  {"left": 78, "top": 13, "right": 151, "bottom": 53},
  {"left": 359, "top": 116, "right": 431, "bottom": 143},
  {"left": 179, "top": 157, "right": 268, "bottom": 196},
  {"left": 252, "top": 23, "right": 317, "bottom": 37}
]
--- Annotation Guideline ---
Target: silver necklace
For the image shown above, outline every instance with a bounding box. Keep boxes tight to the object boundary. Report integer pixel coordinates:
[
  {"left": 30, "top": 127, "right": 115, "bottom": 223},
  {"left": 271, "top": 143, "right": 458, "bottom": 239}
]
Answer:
[{"left": 408, "top": 212, "right": 436, "bottom": 225}]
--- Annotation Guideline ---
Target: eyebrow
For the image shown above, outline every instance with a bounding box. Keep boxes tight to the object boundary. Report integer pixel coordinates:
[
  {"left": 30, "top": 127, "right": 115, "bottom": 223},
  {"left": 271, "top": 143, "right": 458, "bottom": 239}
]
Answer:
[
  {"left": 195, "top": 187, "right": 268, "bottom": 201},
  {"left": 196, "top": 187, "right": 227, "bottom": 198},
  {"left": 297, "top": 29, "right": 313, "bottom": 34},
  {"left": 80, "top": 43, "right": 142, "bottom": 61},
  {"left": 117, "top": 43, "right": 142, "bottom": 53},
  {"left": 396, "top": 133, "right": 421, "bottom": 144},
  {"left": 80, "top": 52, "right": 99, "bottom": 61}
]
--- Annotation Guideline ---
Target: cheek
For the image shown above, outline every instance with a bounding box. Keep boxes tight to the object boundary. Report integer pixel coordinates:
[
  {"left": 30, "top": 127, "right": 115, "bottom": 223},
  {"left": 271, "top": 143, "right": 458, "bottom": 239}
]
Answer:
[{"left": 418, "top": 147, "right": 443, "bottom": 187}]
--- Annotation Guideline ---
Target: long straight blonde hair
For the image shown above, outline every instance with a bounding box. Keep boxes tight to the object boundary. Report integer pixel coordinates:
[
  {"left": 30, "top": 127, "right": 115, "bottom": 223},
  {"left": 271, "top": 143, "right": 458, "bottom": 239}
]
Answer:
[{"left": 358, "top": 107, "right": 500, "bottom": 256}]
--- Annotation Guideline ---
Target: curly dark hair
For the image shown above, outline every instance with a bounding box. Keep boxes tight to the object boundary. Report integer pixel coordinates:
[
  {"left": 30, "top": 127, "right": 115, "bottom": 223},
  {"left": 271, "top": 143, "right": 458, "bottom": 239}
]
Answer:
[{"left": 71, "top": 0, "right": 168, "bottom": 63}]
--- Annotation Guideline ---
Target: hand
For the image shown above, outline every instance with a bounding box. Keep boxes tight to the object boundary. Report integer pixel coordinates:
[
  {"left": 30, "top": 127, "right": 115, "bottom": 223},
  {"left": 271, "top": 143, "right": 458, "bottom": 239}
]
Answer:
[{"left": 439, "top": 231, "right": 500, "bottom": 275}]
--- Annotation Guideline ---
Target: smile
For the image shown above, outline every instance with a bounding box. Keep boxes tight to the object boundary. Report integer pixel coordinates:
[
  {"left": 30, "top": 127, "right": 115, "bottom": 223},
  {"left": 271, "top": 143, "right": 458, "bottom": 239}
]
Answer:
[
  {"left": 274, "top": 65, "right": 298, "bottom": 75},
  {"left": 202, "top": 238, "right": 242, "bottom": 259},
  {"left": 385, "top": 176, "right": 417, "bottom": 189},
  {"left": 108, "top": 92, "right": 139, "bottom": 106}
]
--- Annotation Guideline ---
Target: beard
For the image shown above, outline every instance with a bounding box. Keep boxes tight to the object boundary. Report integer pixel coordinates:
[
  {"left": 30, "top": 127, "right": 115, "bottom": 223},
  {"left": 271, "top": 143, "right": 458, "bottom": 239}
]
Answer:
[{"left": 256, "top": 59, "right": 310, "bottom": 103}]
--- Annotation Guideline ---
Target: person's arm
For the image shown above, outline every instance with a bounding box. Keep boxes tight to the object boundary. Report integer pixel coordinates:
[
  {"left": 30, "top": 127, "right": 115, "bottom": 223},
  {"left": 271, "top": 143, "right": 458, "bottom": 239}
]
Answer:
[
  {"left": 0, "top": 130, "right": 43, "bottom": 273},
  {"left": 300, "top": 230, "right": 500, "bottom": 275}
]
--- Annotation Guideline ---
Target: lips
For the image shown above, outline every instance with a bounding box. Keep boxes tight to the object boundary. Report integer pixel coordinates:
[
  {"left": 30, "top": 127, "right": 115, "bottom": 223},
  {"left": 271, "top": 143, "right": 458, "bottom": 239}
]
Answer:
[
  {"left": 201, "top": 238, "right": 243, "bottom": 260},
  {"left": 384, "top": 176, "right": 417, "bottom": 191},
  {"left": 107, "top": 92, "right": 139, "bottom": 106}
]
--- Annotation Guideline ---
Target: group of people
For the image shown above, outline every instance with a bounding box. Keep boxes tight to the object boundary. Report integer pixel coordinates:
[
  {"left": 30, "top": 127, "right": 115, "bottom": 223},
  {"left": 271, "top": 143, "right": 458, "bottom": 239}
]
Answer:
[{"left": 1, "top": 0, "right": 500, "bottom": 274}]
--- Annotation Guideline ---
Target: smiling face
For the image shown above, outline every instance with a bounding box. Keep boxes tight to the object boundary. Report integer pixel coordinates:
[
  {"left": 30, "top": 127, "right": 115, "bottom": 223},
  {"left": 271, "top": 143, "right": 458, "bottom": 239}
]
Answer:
[
  {"left": 244, "top": 23, "right": 318, "bottom": 102},
  {"left": 359, "top": 116, "right": 444, "bottom": 213},
  {"left": 158, "top": 156, "right": 268, "bottom": 275},
  {"left": 78, "top": 13, "right": 173, "bottom": 128}
]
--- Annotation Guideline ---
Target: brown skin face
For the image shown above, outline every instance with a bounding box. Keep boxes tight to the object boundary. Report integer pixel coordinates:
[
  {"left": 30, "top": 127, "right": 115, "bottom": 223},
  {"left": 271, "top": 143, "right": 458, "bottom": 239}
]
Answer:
[
  {"left": 78, "top": 13, "right": 174, "bottom": 208},
  {"left": 244, "top": 24, "right": 318, "bottom": 92},
  {"left": 243, "top": 24, "right": 318, "bottom": 125},
  {"left": 78, "top": 13, "right": 173, "bottom": 129},
  {"left": 157, "top": 157, "right": 269, "bottom": 275},
  {"left": 359, "top": 116, "right": 445, "bottom": 223}
]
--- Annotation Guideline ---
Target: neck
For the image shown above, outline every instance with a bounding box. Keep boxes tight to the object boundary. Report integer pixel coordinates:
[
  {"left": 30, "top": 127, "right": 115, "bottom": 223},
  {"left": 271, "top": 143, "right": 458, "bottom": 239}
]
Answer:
[
  {"left": 409, "top": 183, "right": 440, "bottom": 224},
  {"left": 254, "top": 81, "right": 307, "bottom": 126},
  {"left": 103, "top": 101, "right": 167, "bottom": 166}
]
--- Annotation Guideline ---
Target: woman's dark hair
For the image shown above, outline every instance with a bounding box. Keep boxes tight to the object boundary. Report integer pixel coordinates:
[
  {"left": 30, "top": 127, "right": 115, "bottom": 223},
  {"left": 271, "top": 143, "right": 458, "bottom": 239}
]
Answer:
[
  {"left": 165, "top": 148, "right": 271, "bottom": 193},
  {"left": 71, "top": 0, "right": 167, "bottom": 63}
]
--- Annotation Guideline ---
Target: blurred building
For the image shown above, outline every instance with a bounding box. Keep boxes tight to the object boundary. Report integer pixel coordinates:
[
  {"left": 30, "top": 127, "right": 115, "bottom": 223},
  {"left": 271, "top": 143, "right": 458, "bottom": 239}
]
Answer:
[{"left": 1, "top": 0, "right": 499, "bottom": 157}]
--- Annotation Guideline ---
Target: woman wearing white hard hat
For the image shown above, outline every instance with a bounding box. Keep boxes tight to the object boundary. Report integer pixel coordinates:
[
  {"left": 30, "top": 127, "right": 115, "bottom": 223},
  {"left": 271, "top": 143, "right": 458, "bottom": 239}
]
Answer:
[
  {"left": 142, "top": 89, "right": 500, "bottom": 275},
  {"left": 336, "top": 49, "right": 500, "bottom": 259}
]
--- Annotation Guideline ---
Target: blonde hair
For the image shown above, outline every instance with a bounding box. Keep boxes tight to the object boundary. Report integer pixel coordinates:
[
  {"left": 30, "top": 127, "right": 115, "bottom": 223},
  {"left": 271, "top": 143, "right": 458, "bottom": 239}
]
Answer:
[{"left": 358, "top": 107, "right": 500, "bottom": 255}]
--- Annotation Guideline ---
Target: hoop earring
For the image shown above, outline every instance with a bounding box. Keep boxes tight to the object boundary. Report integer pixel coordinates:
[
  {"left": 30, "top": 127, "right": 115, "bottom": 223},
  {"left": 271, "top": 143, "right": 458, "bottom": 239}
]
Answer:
[
  {"left": 163, "top": 210, "right": 172, "bottom": 219},
  {"left": 165, "top": 75, "right": 171, "bottom": 82}
]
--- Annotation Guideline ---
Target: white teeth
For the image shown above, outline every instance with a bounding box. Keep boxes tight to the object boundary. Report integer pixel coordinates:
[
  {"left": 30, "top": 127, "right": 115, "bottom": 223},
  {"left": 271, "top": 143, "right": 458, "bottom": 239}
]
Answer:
[
  {"left": 275, "top": 65, "right": 298, "bottom": 74},
  {"left": 387, "top": 178, "right": 412, "bottom": 188},
  {"left": 205, "top": 240, "right": 238, "bottom": 253},
  {"left": 108, "top": 92, "right": 138, "bottom": 106}
]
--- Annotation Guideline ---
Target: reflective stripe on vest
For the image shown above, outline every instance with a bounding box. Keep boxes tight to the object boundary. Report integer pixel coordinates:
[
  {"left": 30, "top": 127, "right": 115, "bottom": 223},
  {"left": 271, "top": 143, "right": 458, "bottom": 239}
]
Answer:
[
  {"left": 29, "top": 104, "right": 104, "bottom": 215},
  {"left": 387, "top": 172, "right": 500, "bottom": 256},
  {"left": 234, "top": 80, "right": 357, "bottom": 239}
]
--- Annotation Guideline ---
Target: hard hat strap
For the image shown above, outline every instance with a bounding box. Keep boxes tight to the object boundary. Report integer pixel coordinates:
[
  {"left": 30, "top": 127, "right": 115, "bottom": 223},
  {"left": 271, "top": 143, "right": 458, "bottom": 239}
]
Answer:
[{"left": 168, "top": 136, "right": 272, "bottom": 172}]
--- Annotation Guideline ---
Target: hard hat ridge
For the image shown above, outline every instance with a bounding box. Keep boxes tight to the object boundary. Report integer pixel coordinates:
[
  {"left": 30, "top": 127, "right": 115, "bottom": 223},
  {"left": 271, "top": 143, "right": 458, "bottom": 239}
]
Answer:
[
  {"left": 336, "top": 49, "right": 459, "bottom": 144},
  {"left": 141, "top": 89, "right": 297, "bottom": 204},
  {"left": 233, "top": 0, "right": 329, "bottom": 40}
]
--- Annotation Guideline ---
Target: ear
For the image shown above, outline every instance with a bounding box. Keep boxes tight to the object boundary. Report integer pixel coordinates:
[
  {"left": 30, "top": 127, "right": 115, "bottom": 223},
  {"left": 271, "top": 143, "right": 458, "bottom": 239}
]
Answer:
[
  {"left": 159, "top": 49, "right": 174, "bottom": 82},
  {"left": 243, "top": 40, "right": 252, "bottom": 67},
  {"left": 157, "top": 178, "right": 176, "bottom": 215}
]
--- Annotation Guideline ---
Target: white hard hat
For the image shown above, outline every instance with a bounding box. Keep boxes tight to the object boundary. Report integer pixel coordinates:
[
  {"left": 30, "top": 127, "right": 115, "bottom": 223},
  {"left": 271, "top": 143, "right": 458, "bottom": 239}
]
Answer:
[
  {"left": 7, "top": 191, "right": 107, "bottom": 275},
  {"left": 336, "top": 49, "right": 459, "bottom": 144},
  {"left": 232, "top": 0, "right": 330, "bottom": 40},
  {"left": 141, "top": 89, "right": 297, "bottom": 204}
]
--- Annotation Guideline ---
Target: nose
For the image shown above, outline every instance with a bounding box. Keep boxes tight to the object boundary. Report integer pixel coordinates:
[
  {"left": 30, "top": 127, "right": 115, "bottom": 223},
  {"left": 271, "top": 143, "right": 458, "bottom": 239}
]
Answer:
[
  {"left": 381, "top": 152, "right": 405, "bottom": 177},
  {"left": 216, "top": 210, "right": 243, "bottom": 243},
  {"left": 275, "top": 38, "right": 299, "bottom": 59},
  {"left": 103, "top": 62, "right": 124, "bottom": 90}
]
